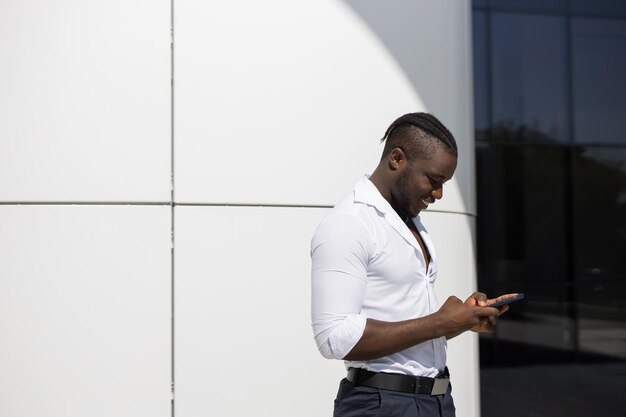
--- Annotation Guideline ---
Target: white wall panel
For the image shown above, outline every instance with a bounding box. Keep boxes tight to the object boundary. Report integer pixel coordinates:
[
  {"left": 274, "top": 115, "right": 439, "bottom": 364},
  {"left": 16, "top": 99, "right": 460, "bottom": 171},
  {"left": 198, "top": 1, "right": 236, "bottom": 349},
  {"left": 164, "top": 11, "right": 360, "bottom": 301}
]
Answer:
[
  {"left": 0, "top": 0, "right": 171, "bottom": 202},
  {"left": 175, "top": 0, "right": 424, "bottom": 206},
  {"left": 422, "top": 211, "right": 480, "bottom": 417},
  {"left": 175, "top": 206, "right": 344, "bottom": 417},
  {"left": 175, "top": 0, "right": 474, "bottom": 215},
  {"left": 0, "top": 206, "right": 171, "bottom": 417}
]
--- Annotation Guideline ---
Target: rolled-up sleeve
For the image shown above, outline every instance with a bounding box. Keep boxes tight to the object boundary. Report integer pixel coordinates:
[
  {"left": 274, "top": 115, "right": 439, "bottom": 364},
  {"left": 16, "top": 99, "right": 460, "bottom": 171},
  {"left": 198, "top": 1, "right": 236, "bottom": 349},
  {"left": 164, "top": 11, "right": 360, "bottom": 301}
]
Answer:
[{"left": 310, "top": 214, "right": 372, "bottom": 359}]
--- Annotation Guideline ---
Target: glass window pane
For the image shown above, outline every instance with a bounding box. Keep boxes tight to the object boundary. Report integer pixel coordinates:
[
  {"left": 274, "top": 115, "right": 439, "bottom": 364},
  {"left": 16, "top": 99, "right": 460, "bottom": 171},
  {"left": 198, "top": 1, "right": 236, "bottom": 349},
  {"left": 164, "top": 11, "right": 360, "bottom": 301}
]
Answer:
[
  {"left": 490, "top": 13, "right": 569, "bottom": 143},
  {"left": 473, "top": 11, "right": 490, "bottom": 141},
  {"left": 570, "top": 0, "right": 626, "bottom": 19},
  {"left": 478, "top": 144, "right": 626, "bottom": 417},
  {"left": 490, "top": 0, "right": 567, "bottom": 13},
  {"left": 473, "top": 0, "right": 487, "bottom": 8},
  {"left": 574, "top": 146, "right": 626, "bottom": 283},
  {"left": 480, "top": 360, "right": 626, "bottom": 417},
  {"left": 573, "top": 146, "right": 626, "bottom": 361},
  {"left": 477, "top": 144, "right": 572, "bottom": 353},
  {"left": 477, "top": 145, "right": 570, "bottom": 333},
  {"left": 572, "top": 18, "right": 626, "bottom": 145},
  {"left": 477, "top": 145, "right": 569, "bottom": 285}
]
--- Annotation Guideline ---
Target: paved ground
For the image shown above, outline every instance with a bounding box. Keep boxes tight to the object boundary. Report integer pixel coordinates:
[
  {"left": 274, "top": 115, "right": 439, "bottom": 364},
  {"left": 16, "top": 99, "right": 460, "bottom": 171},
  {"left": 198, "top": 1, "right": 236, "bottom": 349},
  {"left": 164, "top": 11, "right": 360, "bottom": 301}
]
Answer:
[{"left": 480, "top": 362, "right": 626, "bottom": 417}]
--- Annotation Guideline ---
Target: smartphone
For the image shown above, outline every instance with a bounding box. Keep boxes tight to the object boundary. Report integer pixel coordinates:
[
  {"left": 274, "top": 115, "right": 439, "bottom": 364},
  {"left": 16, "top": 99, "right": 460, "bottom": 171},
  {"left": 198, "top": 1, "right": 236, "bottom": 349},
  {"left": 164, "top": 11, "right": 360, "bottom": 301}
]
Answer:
[{"left": 490, "top": 293, "right": 524, "bottom": 308}]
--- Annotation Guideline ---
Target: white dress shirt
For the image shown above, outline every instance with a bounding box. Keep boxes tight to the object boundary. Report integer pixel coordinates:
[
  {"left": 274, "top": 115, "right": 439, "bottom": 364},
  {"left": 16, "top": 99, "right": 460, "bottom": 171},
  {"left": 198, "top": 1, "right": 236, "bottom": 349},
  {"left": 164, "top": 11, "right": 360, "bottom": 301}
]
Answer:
[{"left": 311, "top": 176, "right": 447, "bottom": 377}]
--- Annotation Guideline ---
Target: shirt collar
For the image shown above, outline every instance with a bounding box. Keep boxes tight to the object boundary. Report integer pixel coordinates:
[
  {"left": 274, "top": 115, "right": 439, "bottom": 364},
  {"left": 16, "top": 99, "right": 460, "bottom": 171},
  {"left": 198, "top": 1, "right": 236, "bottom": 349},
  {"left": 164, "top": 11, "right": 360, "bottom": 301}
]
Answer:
[
  {"left": 354, "top": 175, "right": 418, "bottom": 222},
  {"left": 353, "top": 175, "right": 396, "bottom": 216}
]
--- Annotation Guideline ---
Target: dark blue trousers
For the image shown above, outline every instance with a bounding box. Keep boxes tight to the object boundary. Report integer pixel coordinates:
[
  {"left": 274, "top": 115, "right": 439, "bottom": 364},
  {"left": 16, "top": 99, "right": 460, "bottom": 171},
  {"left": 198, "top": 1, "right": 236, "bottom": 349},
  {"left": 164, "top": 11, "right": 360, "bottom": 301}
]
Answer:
[{"left": 333, "top": 378, "right": 456, "bottom": 417}]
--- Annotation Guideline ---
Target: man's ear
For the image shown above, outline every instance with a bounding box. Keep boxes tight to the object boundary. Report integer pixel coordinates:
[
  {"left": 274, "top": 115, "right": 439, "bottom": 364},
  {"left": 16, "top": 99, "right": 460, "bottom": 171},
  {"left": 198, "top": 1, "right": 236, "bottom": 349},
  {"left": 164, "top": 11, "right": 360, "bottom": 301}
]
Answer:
[{"left": 388, "top": 148, "right": 407, "bottom": 171}]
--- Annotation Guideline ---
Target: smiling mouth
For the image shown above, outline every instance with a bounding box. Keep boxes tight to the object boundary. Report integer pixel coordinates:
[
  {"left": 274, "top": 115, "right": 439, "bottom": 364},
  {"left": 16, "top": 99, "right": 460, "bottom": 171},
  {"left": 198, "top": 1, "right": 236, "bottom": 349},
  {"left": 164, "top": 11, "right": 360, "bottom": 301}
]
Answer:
[{"left": 419, "top": 199, "right": 431, "bottom": 209}]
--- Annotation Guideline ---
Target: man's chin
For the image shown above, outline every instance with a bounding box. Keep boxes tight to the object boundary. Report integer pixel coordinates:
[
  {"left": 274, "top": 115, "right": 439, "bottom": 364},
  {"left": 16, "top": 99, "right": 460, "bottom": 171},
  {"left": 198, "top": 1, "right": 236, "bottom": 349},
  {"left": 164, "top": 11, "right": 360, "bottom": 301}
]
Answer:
[{"left": 414, "top": 202, "right": 430, "bottom": 215}]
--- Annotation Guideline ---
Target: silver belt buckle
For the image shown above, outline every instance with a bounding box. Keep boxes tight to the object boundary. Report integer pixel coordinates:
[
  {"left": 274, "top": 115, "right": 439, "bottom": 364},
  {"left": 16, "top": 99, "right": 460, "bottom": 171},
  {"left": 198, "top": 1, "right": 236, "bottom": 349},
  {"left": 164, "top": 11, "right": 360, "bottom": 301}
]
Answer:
[{"left": 431, "top": 377, "right": 449, "bottom": 395}]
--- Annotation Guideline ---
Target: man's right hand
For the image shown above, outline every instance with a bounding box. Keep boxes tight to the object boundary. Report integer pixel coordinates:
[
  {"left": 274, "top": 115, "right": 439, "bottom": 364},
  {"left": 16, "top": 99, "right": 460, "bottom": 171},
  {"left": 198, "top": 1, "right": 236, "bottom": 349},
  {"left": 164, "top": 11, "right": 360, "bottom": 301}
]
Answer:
[{"left": 435, "top": 294, "right": 501, "bottom": 339}]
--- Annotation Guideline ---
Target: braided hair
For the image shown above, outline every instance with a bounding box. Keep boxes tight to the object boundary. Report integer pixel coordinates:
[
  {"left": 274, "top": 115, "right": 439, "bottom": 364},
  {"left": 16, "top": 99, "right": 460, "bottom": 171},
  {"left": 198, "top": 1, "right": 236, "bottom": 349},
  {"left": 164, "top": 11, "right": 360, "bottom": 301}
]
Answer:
[{"left": 380, "top": 113, "right": 458, "bottom": 161}]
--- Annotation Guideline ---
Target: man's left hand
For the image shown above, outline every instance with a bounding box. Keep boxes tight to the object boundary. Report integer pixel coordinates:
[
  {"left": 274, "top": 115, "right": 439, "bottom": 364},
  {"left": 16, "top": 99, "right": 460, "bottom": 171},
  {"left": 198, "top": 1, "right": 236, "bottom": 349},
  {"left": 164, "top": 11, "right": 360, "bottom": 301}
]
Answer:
[{"left": 464, "top": 292, "right": 509, "bottom": 333}]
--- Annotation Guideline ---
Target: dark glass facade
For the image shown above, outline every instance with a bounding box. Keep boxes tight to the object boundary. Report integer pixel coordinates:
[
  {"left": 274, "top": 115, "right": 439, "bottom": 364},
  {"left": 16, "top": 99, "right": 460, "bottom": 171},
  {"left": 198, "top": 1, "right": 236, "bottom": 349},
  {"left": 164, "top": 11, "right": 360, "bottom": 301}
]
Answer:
[{"left": 472, "top": 1, "right": 626, "bottom": 416}]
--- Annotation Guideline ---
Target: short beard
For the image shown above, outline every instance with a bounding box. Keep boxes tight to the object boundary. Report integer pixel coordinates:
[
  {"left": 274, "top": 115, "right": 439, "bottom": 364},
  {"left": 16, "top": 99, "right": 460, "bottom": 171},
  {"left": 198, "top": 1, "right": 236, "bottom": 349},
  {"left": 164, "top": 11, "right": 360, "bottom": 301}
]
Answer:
[{"left": 394, "top": 167, "right": 412, "bottom": 219}]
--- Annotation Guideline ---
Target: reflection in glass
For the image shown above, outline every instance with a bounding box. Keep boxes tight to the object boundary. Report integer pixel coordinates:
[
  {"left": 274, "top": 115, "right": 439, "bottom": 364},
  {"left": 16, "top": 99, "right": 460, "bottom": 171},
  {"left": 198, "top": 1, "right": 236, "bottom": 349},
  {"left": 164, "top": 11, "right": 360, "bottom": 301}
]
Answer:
[
  {"left": 490, "top": 13, "right": 569, "bottom": 142},
  {"left": 573, "top": 147, "right": 626, "bottom": 343},
  {"left": 476, "top": 145, "right": 571, "bottom": 354},
  {"left": 572, "top": 18, "right": 626, "bottom": 144},
  {"left": 480, "top": 361, "right": 626, "bottom": 417},
  {"left": 474, "top": 1, "right": 626, "bottom": 416},
  {"left": 570, "top": 0, "right": 626, "bottom": 18},
  {"left": 489, "top": 0, "right": 567, "bottom": 13},
  {"left": 572, "top": 147, "right": 626, "bottom": 405},
  {"left": 574, "top": 147, "right": 626, "bottom": 282},
  {"left": 478, "top": 145, "right": 569, "bottom": 285}
]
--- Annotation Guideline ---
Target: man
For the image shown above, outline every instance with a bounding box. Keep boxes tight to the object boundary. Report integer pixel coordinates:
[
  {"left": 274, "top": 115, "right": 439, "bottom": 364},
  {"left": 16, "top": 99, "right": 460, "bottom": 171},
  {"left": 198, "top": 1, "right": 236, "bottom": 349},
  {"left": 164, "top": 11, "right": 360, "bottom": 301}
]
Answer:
[{"left": 310, "top": 113, "right": 511, "bottom": 417}]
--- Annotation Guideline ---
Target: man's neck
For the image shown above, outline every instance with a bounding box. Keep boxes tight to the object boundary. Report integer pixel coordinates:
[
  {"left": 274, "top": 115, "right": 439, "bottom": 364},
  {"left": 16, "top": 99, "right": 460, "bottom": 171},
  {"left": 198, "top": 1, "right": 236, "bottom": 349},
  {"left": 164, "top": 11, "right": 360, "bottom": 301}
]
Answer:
[
  {"left": 368, "top": 167, "right": 407, "bottom": 221},
  {"left": 368, "top": 167, "right": 390, "bottom": 203}
]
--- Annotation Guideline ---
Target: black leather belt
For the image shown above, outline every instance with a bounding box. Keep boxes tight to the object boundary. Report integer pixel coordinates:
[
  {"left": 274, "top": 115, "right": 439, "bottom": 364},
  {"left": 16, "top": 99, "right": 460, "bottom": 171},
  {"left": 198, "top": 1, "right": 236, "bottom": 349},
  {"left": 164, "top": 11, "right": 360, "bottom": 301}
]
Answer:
[{"left": 347, "top": 367, "right": 450, "bottom": 396}]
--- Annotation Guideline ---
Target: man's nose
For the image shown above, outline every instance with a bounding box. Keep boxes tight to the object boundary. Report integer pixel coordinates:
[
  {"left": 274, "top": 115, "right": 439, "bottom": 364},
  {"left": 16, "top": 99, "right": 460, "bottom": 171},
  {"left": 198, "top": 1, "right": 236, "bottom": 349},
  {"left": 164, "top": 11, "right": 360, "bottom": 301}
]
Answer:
[{"left": 432, "top": 186, "right": 443, "bottom": 201}]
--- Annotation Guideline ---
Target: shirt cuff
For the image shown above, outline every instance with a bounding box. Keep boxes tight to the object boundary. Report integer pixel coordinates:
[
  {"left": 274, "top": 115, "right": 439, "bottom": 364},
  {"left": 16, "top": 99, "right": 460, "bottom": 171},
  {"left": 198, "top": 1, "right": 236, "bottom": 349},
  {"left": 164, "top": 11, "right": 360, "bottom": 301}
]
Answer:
[{"left": 316, "top": 314, "right": 367, "bottom": 360}]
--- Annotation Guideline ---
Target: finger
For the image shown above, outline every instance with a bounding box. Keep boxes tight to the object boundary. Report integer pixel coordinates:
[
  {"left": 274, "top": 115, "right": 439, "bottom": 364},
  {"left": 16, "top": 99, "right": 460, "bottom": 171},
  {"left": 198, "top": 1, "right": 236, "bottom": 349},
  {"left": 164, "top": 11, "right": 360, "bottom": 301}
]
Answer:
[
  {"left": 466, "top": 292, "right": 487, "bottom": 306},
  {"left": 473, "top": 292, "right": 488, "bottom": 305},
  {"left": 479, "top": 316, "right": 497, "bottom": 333},
  {"left": 446, "top": 295, "right": 463, "bottom": 306},
  {"left": 492, "top": 293, "right": 519, "bottom": 304},
  {"left": 475, "top": 317, "right": 496, "bottom": 334},
  {"left": 478, "top": 316, "right": 489, "bottom": 326},
  {"left": 497, "top": 304, "right": 510, "bottom": 316},
  {"left": 477, "top": 306, "right": 500, "bottom": 317}
]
